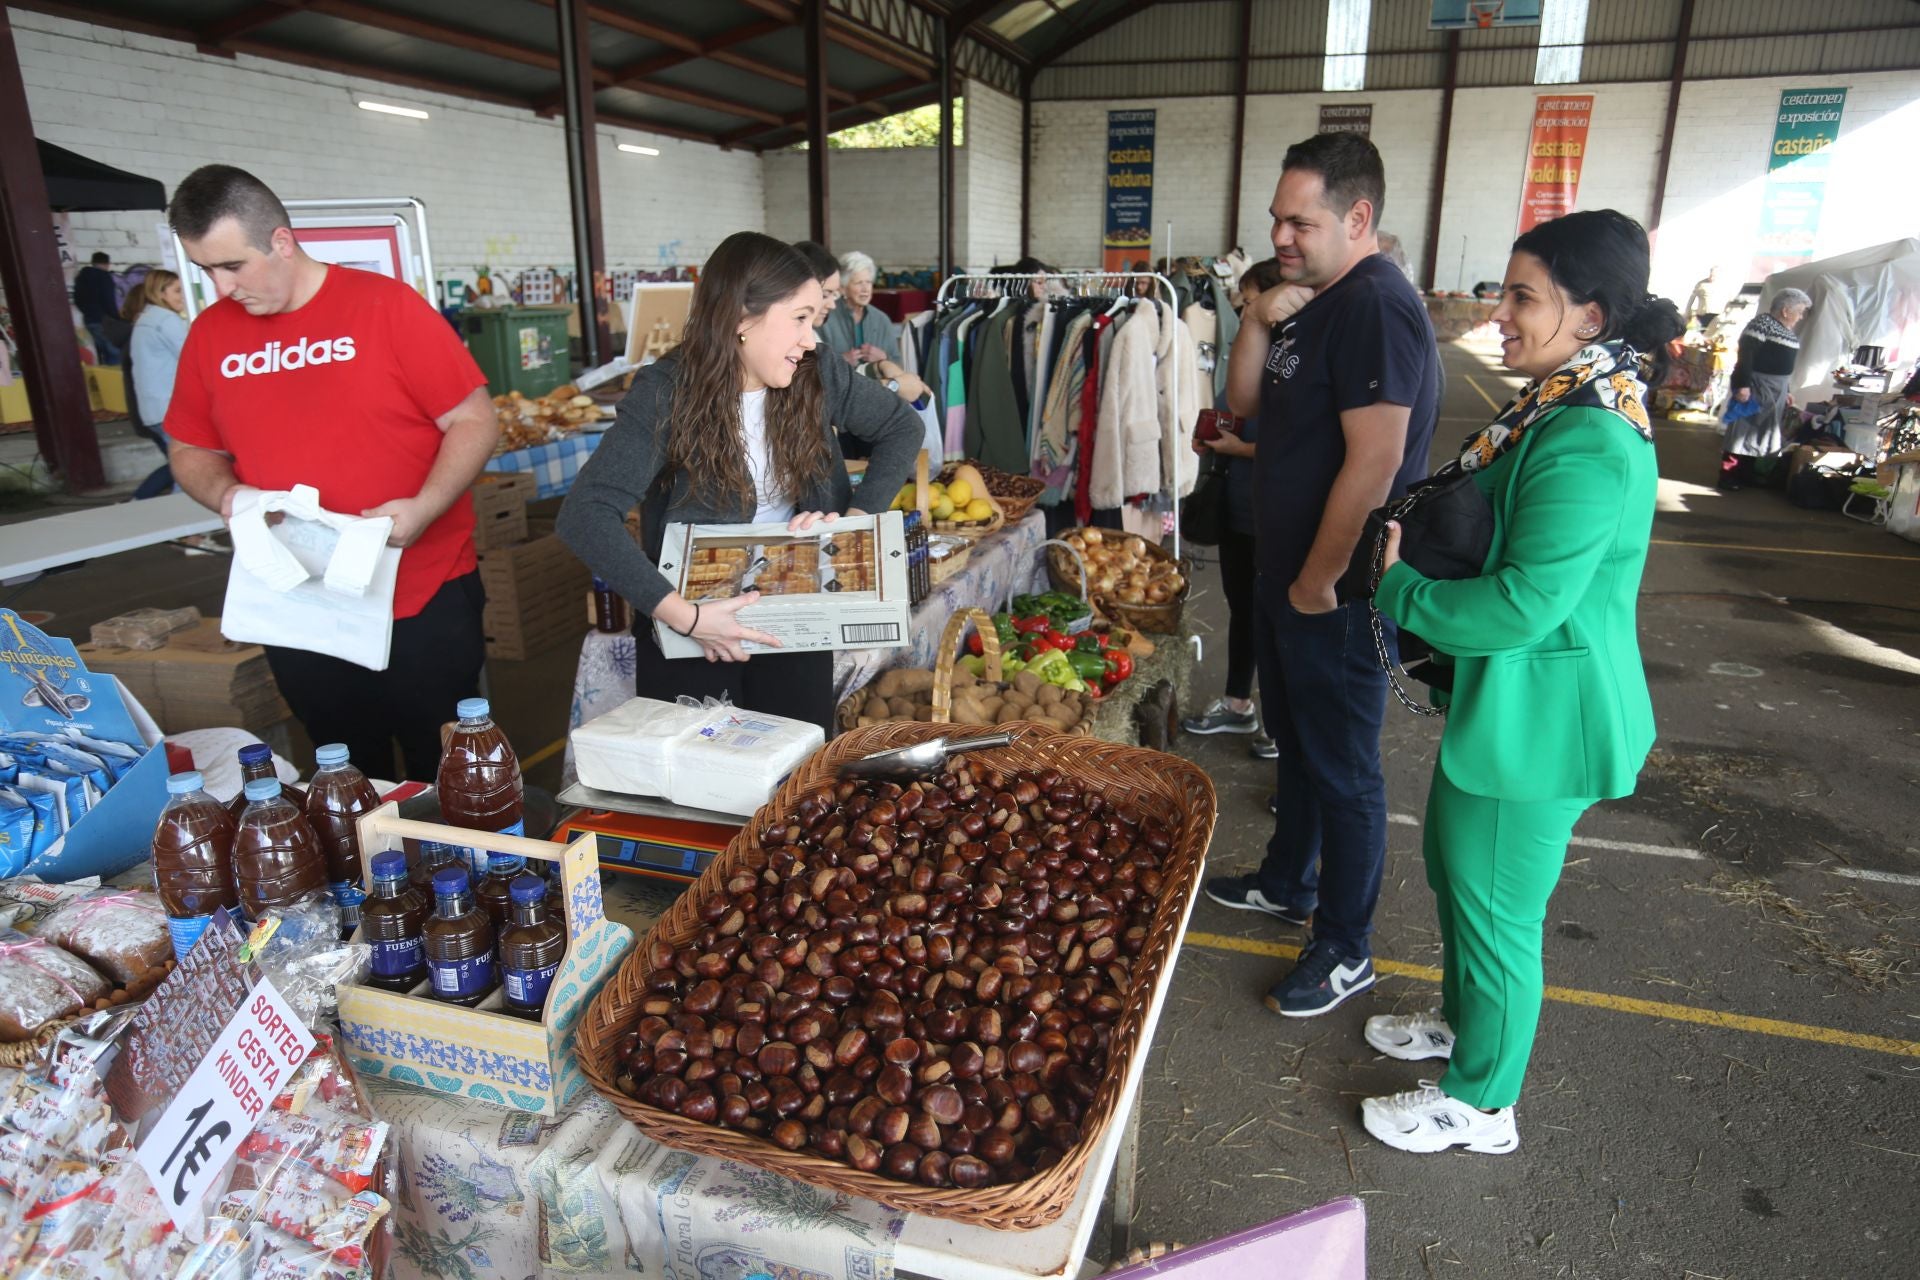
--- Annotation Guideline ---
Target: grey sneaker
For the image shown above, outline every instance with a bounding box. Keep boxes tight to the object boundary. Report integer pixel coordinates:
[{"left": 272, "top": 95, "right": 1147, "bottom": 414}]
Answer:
[
  {"left": 1182, "top": 698, "right": 1258, "bottom": 736},
  {"left": 1249, "top": 734, "right": 1278, "bottom": 759}
]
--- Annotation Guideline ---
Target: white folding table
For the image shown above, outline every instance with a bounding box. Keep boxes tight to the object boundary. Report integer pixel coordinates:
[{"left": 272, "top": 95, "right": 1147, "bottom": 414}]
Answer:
[{"left": 0, "top": 493, "right": 222, "bottom": 580}]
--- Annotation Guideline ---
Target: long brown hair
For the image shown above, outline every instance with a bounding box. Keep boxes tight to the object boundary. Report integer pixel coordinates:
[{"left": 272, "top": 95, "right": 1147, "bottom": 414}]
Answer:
[
  {"left": 122, "top": 268, "right": 181, "bottom": 324},
  {"left": 667, "top": 232, "right": 831, "bottom": 510}
]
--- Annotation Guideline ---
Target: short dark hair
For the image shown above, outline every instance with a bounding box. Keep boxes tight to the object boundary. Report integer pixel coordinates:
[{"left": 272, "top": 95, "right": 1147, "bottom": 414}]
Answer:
[
  {"left": 89, "top": 252, "right": 111, "bottom": 266},
  {"left": 1512, "top": 209, "right": 1685, "bottom": 383},
  {"left": 1240, "top": 257, "right": 1285, "bottom": 296},
  {"left": 168, "top": 164, "right": 292, "bottom": 251},
  {"left": 790, "top": 239, "right": 839, "bottom": 282},
  {"left": 1282, "top": 132, "right": 1386, "bottom": 230}
]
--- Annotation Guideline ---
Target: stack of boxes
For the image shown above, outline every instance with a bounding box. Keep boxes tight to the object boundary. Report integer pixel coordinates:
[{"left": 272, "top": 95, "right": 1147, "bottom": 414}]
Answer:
[
  {"left": 77, "top": 618, "right": 291, "bottom": 735},
  {"left": 470, "top": 472, "right": 593, "bottom": 661}
]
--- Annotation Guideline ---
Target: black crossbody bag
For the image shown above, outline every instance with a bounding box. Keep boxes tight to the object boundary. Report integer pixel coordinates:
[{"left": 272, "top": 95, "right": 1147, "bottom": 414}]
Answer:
[{"left": 1335, "top": 472, "right": 1494, "bottom": 716}]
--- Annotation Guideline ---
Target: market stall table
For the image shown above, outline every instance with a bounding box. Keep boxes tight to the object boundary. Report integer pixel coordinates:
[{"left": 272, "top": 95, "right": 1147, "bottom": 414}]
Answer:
[
  {"left": 373, "top": 837, "right": 1204, "bottom": 1280},
  {"left": 563, "top": 511, "right": 1048, "bottom": 784},
  {"left": 0, "top": 492, "right": 221, "bottom": 579},
  {"left": 484, "top": 431, "right": 604, "bottom": 500}
]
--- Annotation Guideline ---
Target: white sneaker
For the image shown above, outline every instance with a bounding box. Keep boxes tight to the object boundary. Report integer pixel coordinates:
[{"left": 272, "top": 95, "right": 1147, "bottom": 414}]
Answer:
[
  {"left": 1360, "top": 1082, "right": 1518, "bottom": 1154},
  {"left": 1364, "top": 1011, "right": 1456, "bottom": 1062}
]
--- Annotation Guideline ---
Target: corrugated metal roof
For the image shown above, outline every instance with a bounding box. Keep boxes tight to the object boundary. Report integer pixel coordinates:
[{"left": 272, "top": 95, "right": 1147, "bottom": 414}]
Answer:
[{"left": 1691, "top": 0, "right": 1917, "bottom": 38}]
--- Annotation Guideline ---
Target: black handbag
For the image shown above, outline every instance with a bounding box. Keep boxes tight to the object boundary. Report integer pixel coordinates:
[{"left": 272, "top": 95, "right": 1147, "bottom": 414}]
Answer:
[
  {"left": 1337, "top": 470, "right": 1494, "bottom": 716},
  {"left": 1179, "top": 453, "right": 1231, "bottom": 547}
]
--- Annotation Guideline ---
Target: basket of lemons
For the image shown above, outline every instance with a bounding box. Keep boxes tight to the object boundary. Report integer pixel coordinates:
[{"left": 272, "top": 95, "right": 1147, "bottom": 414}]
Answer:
[{"left": 888, "top": 452, "right": 1006, "bottom": 541}]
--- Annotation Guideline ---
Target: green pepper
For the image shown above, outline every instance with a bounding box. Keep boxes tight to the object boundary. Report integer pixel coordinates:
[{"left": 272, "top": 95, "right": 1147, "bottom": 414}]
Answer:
[
  {"left": 1074, "top": 632, "right": 1103, "bottom": 654},
  {"left": 1066, "top": 649, "right": 1107, "bottom": 683},
  {"left": 992, "top": 613, "right": 1019, "bottom": 647}
]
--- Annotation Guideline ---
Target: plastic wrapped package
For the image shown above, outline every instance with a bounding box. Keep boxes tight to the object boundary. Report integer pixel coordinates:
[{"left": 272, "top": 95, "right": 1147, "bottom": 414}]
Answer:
[
  {"left": 88, "top": 607, "right": 202, "bottom": 651},
  {"left": 667, "top": 707, "right": 825, "bottom": 816},
  {"left": 253, "top": 901, "right": 367, "bottom": 1029},
  {"left": 36, "top": 888, "right": 173, "bottom": 987},
  {"left": 569, "top": 696, "right": 714, "bottom": 796},
  {"left": 0, "top": 882, "right": 88, "bottom": 935},
  {"left": 0, "top": 932, "right": 108, "bottom": 1042}
]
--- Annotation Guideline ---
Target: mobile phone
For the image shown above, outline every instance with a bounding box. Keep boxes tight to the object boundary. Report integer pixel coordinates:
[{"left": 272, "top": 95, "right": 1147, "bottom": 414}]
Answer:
[{"left": 1195, "top": 410, "right": 1238, "bottom": 443}]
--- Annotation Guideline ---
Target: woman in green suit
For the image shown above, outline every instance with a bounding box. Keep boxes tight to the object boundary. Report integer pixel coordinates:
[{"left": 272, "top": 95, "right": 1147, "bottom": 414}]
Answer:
[{"left": 1357, "top": 210, "right": 1684, "bottom": 1154}]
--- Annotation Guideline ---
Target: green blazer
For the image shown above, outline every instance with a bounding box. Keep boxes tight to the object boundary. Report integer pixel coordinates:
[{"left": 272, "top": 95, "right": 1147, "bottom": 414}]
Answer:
[{"left": 1377, "top": 405, "right": 1658, "bottom": 802}]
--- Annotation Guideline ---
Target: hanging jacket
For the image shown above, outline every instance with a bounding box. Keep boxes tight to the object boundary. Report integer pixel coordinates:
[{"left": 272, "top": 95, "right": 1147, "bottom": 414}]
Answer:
[
  {"left": 965, "top": 307, "right": 1026, "bottom": 474},
  {"left": 1208, "top": 273, "right": 1239, "bottom": 400},
  {"left": 1090, "top": 300, "right": 1165, "bottom": 509},
  {"left": 1076, "top": 314, "right": 1111, "bottom": 525},
  {"left": 1157, "top": 307, "right": 1203, "bottom": 501},
  {"left": 1037, "top": 309, "right": 1093, "bottom": 499}
]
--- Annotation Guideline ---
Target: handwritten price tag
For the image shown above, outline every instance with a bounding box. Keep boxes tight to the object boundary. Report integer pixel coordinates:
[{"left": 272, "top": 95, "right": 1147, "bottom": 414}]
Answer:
[{"left": 134, "top": 975, "right": 315, "bottom": 1234}]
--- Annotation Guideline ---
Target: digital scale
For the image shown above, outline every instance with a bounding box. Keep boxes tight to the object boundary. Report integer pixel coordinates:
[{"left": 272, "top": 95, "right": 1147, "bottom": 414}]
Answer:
[{"left": 554, "top": 782, "right": 743, "bottom": 886}]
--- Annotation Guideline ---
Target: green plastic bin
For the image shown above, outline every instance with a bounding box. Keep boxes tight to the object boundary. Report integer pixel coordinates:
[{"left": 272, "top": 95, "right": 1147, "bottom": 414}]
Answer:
[{"left": 462, "top": 305, "right": 574, "bottom": 398}]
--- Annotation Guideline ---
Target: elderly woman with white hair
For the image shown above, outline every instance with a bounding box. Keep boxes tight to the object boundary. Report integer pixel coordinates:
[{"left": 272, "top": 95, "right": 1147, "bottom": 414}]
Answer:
[
  {"left": 821, "top": 250, "right": 901, "bottom": 366},
  {"left": 1720, "top": 286, "right": 1810, "bottom": 490}
]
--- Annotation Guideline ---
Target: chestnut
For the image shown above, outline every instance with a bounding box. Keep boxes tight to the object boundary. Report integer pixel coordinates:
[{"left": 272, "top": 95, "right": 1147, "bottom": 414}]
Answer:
[
  {"left": 921, "top": 1084, "right": 964, "bottom": 1126},
  {"left": 949, "top": 1155, "right": 993, "bottom": 1189},
  {"left": 772, "top": 1119, "right": 807, "bottom": 1151}
]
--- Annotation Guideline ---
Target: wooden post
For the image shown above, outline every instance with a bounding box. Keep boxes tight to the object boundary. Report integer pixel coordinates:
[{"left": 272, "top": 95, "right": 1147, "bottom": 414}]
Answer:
[
  {"left": 1224, "top": 0, "right": 1252, "bottom": 252},
  {"left": 0, "top": 8, "right": 104, "bottom": 490},
  {"left": 555, "top": 0, "right": 610, "bottom": 367},
  {"left": 804, "top": 0, "right": 830, "bottom": 244},
  {"left": 1420, "top": 31, "right": 1460, "bottom": 293},
  {"left": 1648, "top": 0, "right": 1697, "bottom": 242}
]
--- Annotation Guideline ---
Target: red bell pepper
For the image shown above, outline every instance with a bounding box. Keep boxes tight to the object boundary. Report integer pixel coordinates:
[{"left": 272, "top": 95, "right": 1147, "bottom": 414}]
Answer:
[
  {"left": 1102, "top": 648, "right": 1133, "bottom": 686},
  {"left": 967, "top": 632, "right": 985, "bottom": 656},
  {"left": 1011, "top": 615, "right": 1051, "bottom": 635}
]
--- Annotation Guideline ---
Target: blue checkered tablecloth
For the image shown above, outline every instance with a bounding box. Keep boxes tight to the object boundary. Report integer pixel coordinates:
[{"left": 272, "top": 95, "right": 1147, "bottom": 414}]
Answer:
[{"left": 484, "top": 432, "right": 603, "bottom": 499}]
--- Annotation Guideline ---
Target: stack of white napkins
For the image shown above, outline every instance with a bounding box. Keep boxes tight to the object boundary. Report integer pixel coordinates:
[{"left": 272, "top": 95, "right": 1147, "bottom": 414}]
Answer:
[{"left": 571, "top": 698, "right": 823, "bottom": 816}]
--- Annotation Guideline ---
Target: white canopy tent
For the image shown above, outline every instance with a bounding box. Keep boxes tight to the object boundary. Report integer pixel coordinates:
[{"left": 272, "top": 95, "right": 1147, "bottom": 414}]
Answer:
[{"left": 1762, "top": 239, "right": 1920, "bottom": 400}]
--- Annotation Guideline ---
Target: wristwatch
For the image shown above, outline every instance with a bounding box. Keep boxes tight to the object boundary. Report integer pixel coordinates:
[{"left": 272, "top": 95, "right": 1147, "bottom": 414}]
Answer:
[{"left": 885, "top": 378, "right": 900, "bottom": 393}]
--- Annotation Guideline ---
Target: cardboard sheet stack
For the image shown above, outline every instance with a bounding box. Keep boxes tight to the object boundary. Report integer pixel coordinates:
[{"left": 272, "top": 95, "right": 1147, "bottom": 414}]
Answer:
[{"left": 78, "top": 618, "right": 290, "bottom": 736}]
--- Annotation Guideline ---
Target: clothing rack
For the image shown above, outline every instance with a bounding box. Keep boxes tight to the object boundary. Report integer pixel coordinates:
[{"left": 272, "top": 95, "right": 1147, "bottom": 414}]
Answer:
[{"left": 932, "top": 269, "right": 1188, "bottom": 558}]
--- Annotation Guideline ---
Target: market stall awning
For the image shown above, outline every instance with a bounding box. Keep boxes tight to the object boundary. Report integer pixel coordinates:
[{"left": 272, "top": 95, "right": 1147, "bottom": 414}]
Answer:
[{"left": 36, "top": 139, "right": 166, "bottom": 212}]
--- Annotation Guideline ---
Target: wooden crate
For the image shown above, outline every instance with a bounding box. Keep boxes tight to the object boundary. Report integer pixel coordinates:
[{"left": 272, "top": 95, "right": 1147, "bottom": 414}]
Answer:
[
  {"left": 478, "top": 532, "right": 591, "bottom": 660},
  {"left": 470, "top": 472, "right": 536, "bottom": 551}
]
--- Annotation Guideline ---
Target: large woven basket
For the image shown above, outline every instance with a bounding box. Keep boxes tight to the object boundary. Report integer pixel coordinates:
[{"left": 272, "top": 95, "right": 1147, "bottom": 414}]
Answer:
[
  {"left": 575, "top": 723, "right": 1217, "bottom": 1229},
  {"left": 1046, "top": 529, "right": 1190, "bottom": 635},
  {"left": 834, "top": 607, "right": 1003, "bottom": 734},
  {"left": 914, "top": 451, "right": 1006, "bottom": 541},
  {"left": 0, "top": 958, "right": 175, "bottom": 1068},
  {"left": 938, "top": 463, "right": 1045, "bottom": 525}
]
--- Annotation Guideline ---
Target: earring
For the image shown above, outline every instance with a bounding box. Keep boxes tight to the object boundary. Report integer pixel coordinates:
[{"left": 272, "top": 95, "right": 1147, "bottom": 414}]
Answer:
[
  {"left": 737, "top": 332, "right": 746, "bottom": 343},
  {"left": 1577, "top": 325, "right": 1598, "bottom": 339}
]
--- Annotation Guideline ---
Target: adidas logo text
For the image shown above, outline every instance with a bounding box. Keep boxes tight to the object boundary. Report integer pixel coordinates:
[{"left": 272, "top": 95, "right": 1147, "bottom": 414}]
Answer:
[{"left": 219, "top": 336, "right": 358, "bottom": 379}]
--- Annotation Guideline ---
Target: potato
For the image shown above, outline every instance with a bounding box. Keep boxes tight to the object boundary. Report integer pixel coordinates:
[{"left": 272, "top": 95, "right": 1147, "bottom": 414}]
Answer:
[
  {"left": 995, "top": 706, "right": 1027, "bottom": 725},
  {"left": 914, "top": 706, "right": 935, "bottom": 722},
  {"left": 1036, "top": 684, "right": 1064, "bottom": 705},
  {"left": 875, "top": 669, "right": 935, "bottom": 699},
  {"left": 863, "top": 695, "right": 889, "bottom": 720},
  {"left": 1012, "top": 671, "right": 1042, "bottom": 696},
  {"left": 979, "top": 696, "right": 1005, "bottom": 717},
  {"left": 1002, "top": 692, "right": 1034, "bottom": 713},
  {"left": 952, "top": 666, "right": 977, "bottom": 687},
  {"left": 856, "top": 716, "right": 876, "bottom": 728},
  {"left": 951, "top": 696, "right": 989, "bottom": 725},
  {"left": 887, "top": 697, "right": 917, "bottom": 718}
]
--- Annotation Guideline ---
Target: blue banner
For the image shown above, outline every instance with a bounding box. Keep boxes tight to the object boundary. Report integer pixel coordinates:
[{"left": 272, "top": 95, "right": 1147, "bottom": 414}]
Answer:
[{"left": 1103, "top": 109, "right": 1156, "bottom": 271}]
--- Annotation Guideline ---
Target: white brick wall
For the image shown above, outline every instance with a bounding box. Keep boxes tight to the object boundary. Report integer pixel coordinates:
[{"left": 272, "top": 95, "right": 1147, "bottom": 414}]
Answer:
[
  {"left": 762, "top": 148, "right": 941, "bottom": 268},
  {"left": 1652, "top": 71, "right": 1920, "bottom": 301},
  {"left": 1029, "top": 97, "right": 1238, "bottom": 268},
  {"left": 1432, "top": 81, "right": 1668, "bottom": 296},
  {"left": 961, "top": 79, "right": 1022, "bottom": 268},
  {"left": 13, "top": 8, "right": 763, "bottom": 276}
]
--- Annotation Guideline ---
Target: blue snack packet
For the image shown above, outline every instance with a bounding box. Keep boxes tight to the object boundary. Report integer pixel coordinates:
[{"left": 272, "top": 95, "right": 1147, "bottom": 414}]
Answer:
[{"left": 0, "top": 790, "right": 31, "bottom": 877}]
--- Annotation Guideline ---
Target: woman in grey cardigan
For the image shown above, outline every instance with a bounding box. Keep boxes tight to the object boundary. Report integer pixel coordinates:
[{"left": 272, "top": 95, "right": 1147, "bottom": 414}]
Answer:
[{"left": 558, "top": 232, "right": 922, "bottom": 734}]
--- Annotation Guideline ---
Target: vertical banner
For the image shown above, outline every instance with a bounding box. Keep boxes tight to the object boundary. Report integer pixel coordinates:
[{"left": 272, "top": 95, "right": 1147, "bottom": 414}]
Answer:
[
  {"left": 1318, "top": 103, "right": 1373, "bottom": 137},
  {"left": 1751, "top": 87, "right": 1848, "bottom": 280},
  {"left": 1516, "top": 94, "right": 1594, "bottom": 234},
  {"left": 1103, "top": 109, "right": 1156, "bottom": 272}
]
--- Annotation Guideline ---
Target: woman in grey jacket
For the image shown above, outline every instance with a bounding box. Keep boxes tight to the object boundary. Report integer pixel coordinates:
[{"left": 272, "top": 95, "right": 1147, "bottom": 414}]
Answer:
[{"left": 558, "top": 233, "right": 922, "bottom": 734}]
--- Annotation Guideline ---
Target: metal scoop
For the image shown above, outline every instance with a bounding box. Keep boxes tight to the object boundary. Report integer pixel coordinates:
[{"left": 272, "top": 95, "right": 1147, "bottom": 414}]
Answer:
[{"left": 837, "top": 732, "right": 1015, "bottom": 782}]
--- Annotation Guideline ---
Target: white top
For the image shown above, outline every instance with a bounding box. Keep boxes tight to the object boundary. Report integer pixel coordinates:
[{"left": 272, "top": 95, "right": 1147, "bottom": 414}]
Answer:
[{"left": 741, "top": 389, "right": 795, "bottom": 524}]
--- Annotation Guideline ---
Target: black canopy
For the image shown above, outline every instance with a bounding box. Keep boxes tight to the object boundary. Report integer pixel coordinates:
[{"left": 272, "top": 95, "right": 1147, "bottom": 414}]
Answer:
[{"left": 38, "top": 140, "right": 166, "bottom": 213}]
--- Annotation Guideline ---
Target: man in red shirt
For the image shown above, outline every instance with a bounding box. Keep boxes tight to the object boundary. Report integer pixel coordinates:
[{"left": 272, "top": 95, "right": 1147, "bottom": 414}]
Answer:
[{"left": 165, "top": 165, "right": 498, "bottom": 781}]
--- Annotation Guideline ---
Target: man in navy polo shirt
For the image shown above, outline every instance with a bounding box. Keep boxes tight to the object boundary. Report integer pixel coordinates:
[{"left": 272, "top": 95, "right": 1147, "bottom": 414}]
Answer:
[{"left": 1208, "top": 133, "right": 1440, "bottom": 1017}]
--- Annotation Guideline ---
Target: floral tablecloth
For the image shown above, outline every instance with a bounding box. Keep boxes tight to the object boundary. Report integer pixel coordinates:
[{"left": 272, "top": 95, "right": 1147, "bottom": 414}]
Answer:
[
  {"left": 564, "top": 513, "right": 1048, "bottom": 784},
  {"left": 374, "top": 1078, "right": 907, "bottom": 1280}
]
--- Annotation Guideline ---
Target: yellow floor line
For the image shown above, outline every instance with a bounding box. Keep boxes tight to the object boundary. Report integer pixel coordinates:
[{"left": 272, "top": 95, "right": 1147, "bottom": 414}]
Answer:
[
  {"left": 1461, "top": 373, "right": 1505, "bottom": 413},
  {"left": 1650, "top": 538, "right": 1920, "bottom": 565},
  {"left": 522, "top": 736, "right": 568, "bottom": 770},
  {"left": 1183, "top": 931, "right": 1920, "bottom": 1059}
]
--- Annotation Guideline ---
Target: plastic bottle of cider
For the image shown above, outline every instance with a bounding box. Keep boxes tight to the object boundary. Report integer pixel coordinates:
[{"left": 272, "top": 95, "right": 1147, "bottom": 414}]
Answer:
[
  {"left": 424, "top": 865, "right": 497, "bottom": 1007},
  {"left": 306, "top": 743, "right": 381, "bottom": 935},
  {"left": 498, "top": 874, "right": 567, "bottom": 1021},
  {"left": 152, "top": 771, "right": 239, "bottom": 960},
  {"left": 232, "top": 777, "right": 328, "bottom": 921},
  {"left": 226, "top": 742, "right": 307, "bottom": 822},
  {"left": 360, "top": 850, "right": 429, "bottom": 993},
  {"left": 475, "top": 852, "right": 528, "bottom": 933},
  {"left": 437, "top": 698, "right": 525, "bottom": 876}
]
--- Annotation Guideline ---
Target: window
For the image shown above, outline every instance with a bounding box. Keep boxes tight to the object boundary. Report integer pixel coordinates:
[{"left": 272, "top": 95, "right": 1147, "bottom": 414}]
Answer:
[
  {"left": 1534, "top": 0, "right": 1589, "bottom": 85},
  {"left": 1323, "top": 0, "right": 1372, "bottom": 93}
]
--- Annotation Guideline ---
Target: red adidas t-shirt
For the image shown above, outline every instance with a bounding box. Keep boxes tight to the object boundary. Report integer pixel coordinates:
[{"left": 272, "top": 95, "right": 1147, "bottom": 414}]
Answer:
[{"left": 167, "top": 266, "right": 487, "bottom": 618}]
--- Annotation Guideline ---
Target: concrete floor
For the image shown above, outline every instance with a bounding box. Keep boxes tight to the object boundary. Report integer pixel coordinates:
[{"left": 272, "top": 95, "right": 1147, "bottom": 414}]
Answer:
[{"left": 5, "top": 338, "right": 1917, "bottom": 1277}]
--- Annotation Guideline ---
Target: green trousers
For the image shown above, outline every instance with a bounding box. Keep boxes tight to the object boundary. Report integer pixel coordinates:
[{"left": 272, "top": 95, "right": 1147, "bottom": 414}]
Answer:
[{"left": 1424, "top": 768, "right": 1594, "bottom": 1109}]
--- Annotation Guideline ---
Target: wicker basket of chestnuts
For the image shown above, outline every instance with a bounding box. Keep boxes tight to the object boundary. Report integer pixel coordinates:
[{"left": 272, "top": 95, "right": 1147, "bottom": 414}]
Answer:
[{"left": 574, "top": 722, "right": 1217, "bottom": 1230}]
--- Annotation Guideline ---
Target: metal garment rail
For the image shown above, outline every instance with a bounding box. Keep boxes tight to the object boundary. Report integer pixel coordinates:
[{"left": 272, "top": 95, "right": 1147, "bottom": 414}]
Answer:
[{"left": 932, "top": 270, "right": 1188, "bottom": 559}]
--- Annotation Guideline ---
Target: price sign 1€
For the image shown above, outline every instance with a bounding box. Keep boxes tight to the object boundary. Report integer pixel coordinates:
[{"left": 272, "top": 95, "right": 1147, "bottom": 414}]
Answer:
[{"left": 134, "top": 975, "right": 315, "bottom": 1234}]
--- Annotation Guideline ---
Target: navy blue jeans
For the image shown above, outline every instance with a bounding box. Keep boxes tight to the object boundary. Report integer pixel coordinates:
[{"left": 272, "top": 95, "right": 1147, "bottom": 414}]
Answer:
[{"left": 1253, "top": 582, "right": 1391, "bottom": 958}]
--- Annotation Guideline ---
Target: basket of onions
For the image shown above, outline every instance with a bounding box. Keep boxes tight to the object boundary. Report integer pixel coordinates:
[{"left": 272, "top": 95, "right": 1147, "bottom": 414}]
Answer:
[{"left": 1046, "top": 528, "right": 1188, "bottom": 634}]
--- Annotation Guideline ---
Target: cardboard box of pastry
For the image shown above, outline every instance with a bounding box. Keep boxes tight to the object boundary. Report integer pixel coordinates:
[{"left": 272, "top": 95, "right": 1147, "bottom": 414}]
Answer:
[{"left": 653, "top": 512, "right": 909, "bottom": 659}]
